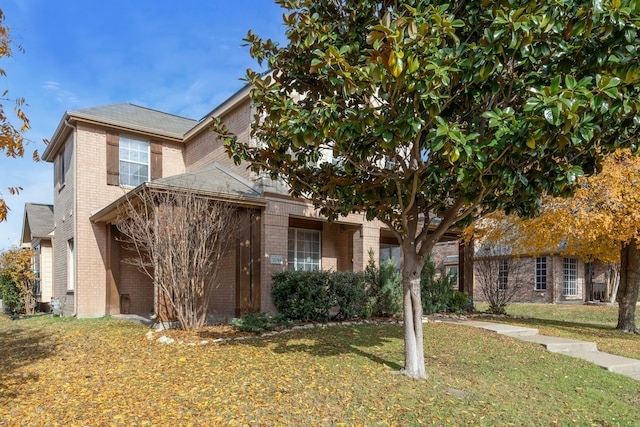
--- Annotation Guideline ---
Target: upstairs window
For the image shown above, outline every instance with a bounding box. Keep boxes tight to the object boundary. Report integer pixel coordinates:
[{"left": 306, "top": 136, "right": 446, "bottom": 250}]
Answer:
[
  {"left": 119, "top": 136, "right": 149, "bottom": 187},
  {"left": 107, "top": 131, "right": 162, "bottom": 186}
]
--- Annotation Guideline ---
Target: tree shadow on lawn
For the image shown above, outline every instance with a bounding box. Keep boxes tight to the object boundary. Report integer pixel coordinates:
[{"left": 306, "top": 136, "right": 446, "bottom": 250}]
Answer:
[
  {"left": 233, "top": 323, "right": 404, "bottom": 371},
  {"left": 0, "top": 318, "right": 59, "bottom": 401}
]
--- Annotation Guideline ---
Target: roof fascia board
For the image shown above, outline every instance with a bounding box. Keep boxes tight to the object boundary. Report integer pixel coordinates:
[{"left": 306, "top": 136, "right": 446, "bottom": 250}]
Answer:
[
  {"left": 69, "top": 112, "right": 186, "bottom": 142},
  {"left": 90, "top": 182, "right": 267, "bottom": 224},
  {"left": 42, "top": 112, "right": 72, "bottom": 162}
]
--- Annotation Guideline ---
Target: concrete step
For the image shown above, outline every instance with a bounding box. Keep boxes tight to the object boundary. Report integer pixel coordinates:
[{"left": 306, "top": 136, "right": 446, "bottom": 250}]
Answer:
[
  {"left": 561, "top": 350, "right": 640, "bottom": 376},
  {"left": 518, "top": 334, "right": 599, "bottom": 353},
  {"left": 461, "top": 321, "right": 539, "bottom": 337}
]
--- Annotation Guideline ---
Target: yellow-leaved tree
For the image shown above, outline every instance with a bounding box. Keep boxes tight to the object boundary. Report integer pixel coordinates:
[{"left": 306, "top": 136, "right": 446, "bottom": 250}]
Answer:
[
  {"left": 0, "top": 8, "right": 32, "bottom": 222},
  {"left": 470, "top": 149, "right": 640, "bottom": 334},
  {"left": 0, "top": 247, "right": 37, "bottom": 314}
]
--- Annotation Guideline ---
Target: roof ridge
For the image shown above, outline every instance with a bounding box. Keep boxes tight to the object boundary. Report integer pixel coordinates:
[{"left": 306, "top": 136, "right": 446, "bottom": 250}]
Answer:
[{"left": 124, "top": 103, "right": 197, "bottom": 122}]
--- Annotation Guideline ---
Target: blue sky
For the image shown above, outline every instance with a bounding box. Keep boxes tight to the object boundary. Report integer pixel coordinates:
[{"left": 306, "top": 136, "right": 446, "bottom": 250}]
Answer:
[{"left": 0, "top": 0, "right": 287, "bottom": 250}]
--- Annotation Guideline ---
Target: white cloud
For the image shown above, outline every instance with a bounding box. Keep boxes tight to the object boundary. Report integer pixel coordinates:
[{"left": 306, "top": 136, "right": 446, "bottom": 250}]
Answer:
[{"left": 43, "top": 81, "right": 79, "bottom": 105}]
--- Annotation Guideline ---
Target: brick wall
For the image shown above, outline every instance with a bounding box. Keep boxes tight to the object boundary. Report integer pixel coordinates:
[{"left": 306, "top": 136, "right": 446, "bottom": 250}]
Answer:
[
  {"left": 472, "top": 254, "right": 592, "bottom": 305},
  {"left": 185, "top": 102, "right": 251, "bottom": 177},
  {"left": 259, "top": 195, "right": 384, "bottom": 313},
  {"left": 52, "top": 133, "right": 75, "bottom": 315},
  {"left": 52, "top": 123, "right": 188, "bottom": 317}
]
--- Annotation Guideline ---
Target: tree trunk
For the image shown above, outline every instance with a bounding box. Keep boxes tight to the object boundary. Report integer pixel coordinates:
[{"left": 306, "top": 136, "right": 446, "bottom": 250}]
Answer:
[
  {"left": 607, "top": 263, "right": 620, "bottom": 304},
  {"left": 617, "top": 242, "right": 640, "bottom": 334},
  {"left": 401, "top": 250, "right": 427, "bottom": 379}
]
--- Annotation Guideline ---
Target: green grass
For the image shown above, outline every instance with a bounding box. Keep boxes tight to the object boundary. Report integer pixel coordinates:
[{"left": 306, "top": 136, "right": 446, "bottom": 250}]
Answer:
[
  {"left": 0, "top": 313, "right": 639, "bottom": 426},
  {"left": 475, "top": 303, "right": 640, "bottom": 360}
]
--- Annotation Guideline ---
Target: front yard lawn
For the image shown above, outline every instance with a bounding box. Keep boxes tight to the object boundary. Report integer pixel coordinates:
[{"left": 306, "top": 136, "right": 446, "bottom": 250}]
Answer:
[{"left": 0, "top": 313, "right": 638, "bottom": 426}]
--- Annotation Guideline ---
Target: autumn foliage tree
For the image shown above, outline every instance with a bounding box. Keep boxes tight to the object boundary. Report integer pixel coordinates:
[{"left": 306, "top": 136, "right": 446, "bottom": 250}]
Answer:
[
  {"left": 470, "top": 149, "right": 640, "bottom": 333},
  {"left": 218, "top": 0, "right": 640, "bottom": 378},
  {"left": 0, "top": 8, "right": 32, "bottom": 222},
  {"left": 116, "top": 187, "right": 239, "bottom": 331},
  {"left": 0, "top": 248, "right": 37, "bottom": 315}
]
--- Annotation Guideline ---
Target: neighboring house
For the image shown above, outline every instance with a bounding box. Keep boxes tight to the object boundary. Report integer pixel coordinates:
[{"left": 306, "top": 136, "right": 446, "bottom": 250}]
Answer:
[
  {"left": 40, "top": 87, "right": 465, "bottom": 319},
  {"left": 468, "top": 241, "right": 611, "bottom": 304},
  {"left": 20, "top": 202, "right": 54, "bottom": 310}
]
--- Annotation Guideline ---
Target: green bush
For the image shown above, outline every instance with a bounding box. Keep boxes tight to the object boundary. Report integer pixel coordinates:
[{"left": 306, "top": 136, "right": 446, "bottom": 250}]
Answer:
[
  {"left": 331, "top": 271, "right": 368, "bottom": 320},
  {"left": 272, "top": 270, "right": 333, "bottom": 322},
  {"left": 364, "top": 252, "right": 402, "bottom": 317},
  {"left": 231, "top": 312, "right": 290, "bottom": 334},
  {"left": 271, "top": 270, "right": 369, "bottom": 322},
  {"left": 0, "top": 273, "right": 23, "bottom": 315},
  {"left": 421, "top": 255, "right": 457, "bottom": 314},
  {"left": 450, "top": 291, "right": 470, "bottom": 314}
]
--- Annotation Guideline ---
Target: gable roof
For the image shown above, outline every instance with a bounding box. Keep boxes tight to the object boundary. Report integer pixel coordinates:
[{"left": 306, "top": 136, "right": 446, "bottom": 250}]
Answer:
[
  {"left": 42, "top": 103, "right": 200, "bottom": 162},
  {"left": 73, "top": 103, "right": 198, "bottom": 137},
  {"left": 90, "top": 163, "right": 266, "bottom": 224},
  {"left": 21, "top": 203, "right": 54, "bottom": 246}
]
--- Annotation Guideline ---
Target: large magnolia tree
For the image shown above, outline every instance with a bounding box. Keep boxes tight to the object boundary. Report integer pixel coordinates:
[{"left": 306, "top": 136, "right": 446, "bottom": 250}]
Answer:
[
  {"left": 0, "top": 9, "right": 32, "bottom": 222},
  {"left": 470, "top": 149, "right": 640, "bottom": 333},
  {"left": 218, "top": 0, "right": 640, "bottom": 378}
]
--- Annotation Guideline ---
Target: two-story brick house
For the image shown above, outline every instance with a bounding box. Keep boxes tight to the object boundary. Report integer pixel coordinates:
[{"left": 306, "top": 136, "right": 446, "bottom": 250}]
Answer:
[{"left": 42, "top": 86, "right": 464, "bottom": 319}]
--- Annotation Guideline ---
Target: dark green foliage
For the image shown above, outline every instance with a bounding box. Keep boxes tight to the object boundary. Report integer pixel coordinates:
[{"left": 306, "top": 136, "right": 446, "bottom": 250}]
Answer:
[
  {"left": 231, "top": 312, "right": 291, "bottom": 334},
  {"left": 0, "top": 273, "right": 23, "bottom": 314},
  {"left": 420, "top": 255, "right": 458, "bottom": 314},
  {"left": 272, "top": 270, "right": 369, "bottom": 322},
  {"left": 331, "top": 271, "right": 368, "bottom": 320},
  {"left": 272, "top": 270, "right": 334, "bottom": 322},
  {"left": 364, "top": 251, "right": 402, "bottom": 318},
  {"left": 450, "top": 291, "right": 470, "bottom": 314}
]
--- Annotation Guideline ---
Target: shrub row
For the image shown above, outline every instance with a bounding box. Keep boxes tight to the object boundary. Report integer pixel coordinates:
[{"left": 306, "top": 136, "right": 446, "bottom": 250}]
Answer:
[
  {"left": 271, "top": 252, "right": 469, "bottom": 323},
  {"left": 271, "top": 269, "right": 370, "bottom": 322}
]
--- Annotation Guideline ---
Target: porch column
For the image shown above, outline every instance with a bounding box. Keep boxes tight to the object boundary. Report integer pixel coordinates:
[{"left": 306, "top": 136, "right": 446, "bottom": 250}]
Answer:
[
  {"left": 458, "top": 239, "right": 474, "bottom": 298},
  {"left": 105, "top": 224, "right": 121, "bottom": 315}
]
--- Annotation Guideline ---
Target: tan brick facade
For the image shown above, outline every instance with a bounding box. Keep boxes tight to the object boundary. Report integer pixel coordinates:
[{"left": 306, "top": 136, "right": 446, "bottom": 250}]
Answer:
[{"left": 42, "top": 98, "right": 600, "bottom": 320}]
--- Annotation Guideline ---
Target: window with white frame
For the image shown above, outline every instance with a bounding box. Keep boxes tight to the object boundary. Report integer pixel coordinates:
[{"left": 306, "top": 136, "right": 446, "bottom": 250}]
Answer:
[
  {"left": 498, "top": 259, "right": 509, "bottom": 290},
  {"left": 535, "top": 257, "right": 547, "bottom": 290},
  {"left": 288, "top": 228, "right": 321, "bottom": 271},
  {"left": 32, "top": 244, "right": 41, "bottom": 296},
  {"left": 119, "top": 136, "right": 150, "bottom": 186},
  {"left": 563, "top": 258, "right": 577, "bottom": 296}
]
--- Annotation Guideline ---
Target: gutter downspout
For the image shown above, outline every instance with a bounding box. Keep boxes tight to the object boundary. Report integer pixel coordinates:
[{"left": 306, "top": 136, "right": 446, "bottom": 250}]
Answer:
[{"left": 63, "top": 119, "right": 78, "bottom": 318}]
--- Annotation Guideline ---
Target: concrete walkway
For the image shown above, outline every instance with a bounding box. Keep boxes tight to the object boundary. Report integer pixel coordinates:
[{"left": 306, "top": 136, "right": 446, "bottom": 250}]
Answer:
[{"left": 438, "top": 319, "right": 640, "bottom": 381}]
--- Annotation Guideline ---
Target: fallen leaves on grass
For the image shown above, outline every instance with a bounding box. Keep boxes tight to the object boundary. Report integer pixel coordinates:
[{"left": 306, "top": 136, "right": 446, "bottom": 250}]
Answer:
[{"left": 0, "top": 314, "right": 638, "bottom": 426}]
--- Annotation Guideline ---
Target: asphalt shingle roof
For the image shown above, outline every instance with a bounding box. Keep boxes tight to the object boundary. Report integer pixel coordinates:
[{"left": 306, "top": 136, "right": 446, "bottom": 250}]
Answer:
[
  {"left": 24, "top": 203, "right": 54, "bottom": 238},
  {"left": 151, "top": 163, "right": 262, "bottom": 200},
  {"left": 72, "top": 103, "right": 198, "bottom": 137}
]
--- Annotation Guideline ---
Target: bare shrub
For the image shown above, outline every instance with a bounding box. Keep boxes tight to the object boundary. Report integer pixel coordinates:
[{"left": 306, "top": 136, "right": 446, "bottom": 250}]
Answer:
[
  {"left": 116, "top": 186, "right": 239, "bottom": 330},
  {"left": 475, "top": 246, "right": 529, "bottom": 315}
]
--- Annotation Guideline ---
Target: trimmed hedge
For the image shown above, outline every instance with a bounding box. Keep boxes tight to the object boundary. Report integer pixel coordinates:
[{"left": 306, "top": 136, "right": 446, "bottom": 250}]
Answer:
[
  {"left": 271, "top": 270, "right": 369, "bottom": 322},
  {"left": 272, "top": 253, "right": 467, "bottom": 323}
]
